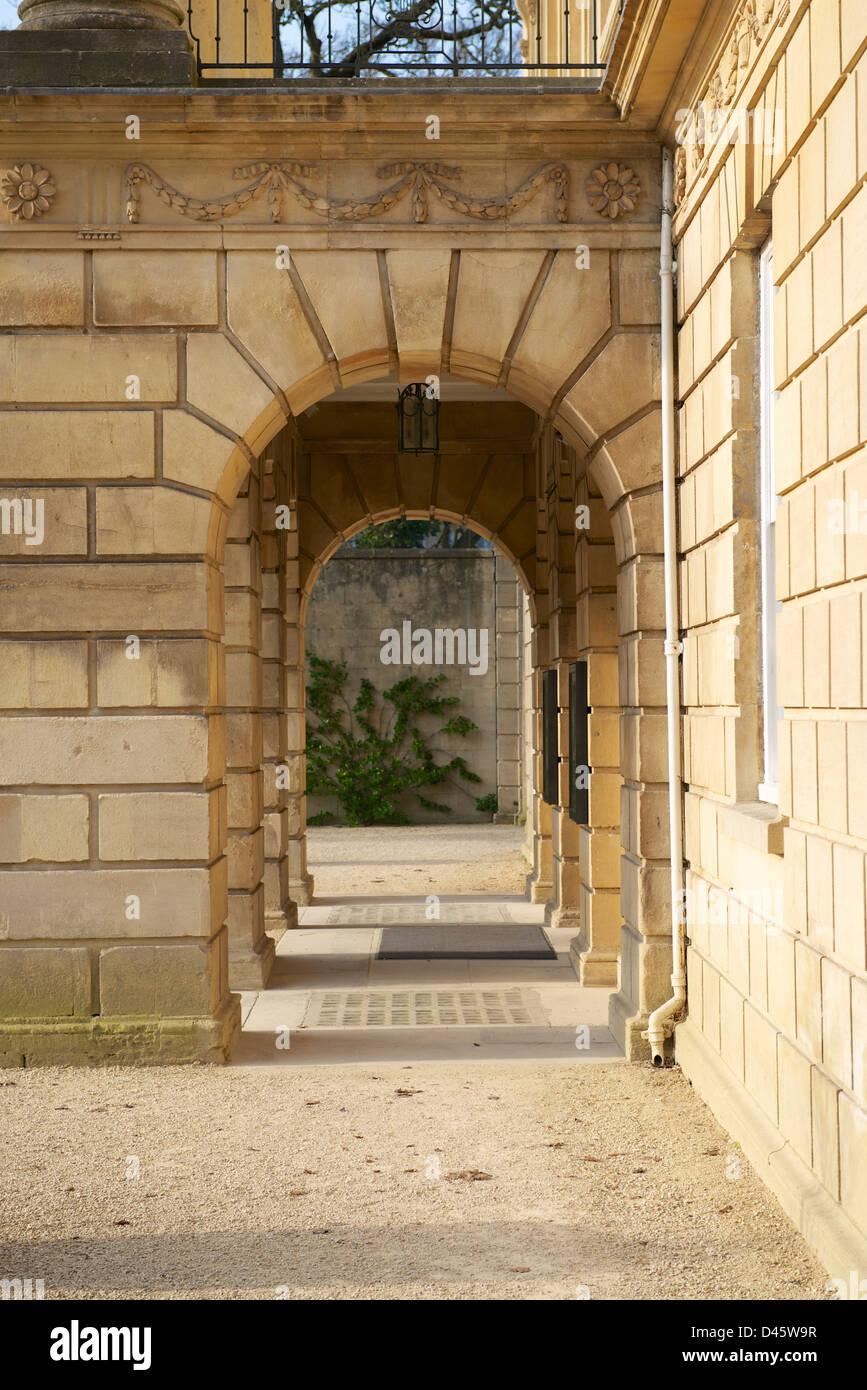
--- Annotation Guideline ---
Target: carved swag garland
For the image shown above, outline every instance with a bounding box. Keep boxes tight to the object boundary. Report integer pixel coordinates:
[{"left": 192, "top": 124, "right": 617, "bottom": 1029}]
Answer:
[{"left": 125, "top": 160, "right": 572, "bottom": 224}]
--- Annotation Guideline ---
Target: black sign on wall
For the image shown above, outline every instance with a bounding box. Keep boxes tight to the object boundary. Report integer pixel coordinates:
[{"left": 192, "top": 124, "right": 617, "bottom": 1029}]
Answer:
[
  {"left": 569, "top": 659, "right": 590, "bottom": 824},
  {"left": 542, "top": 668, "right": 559, "bottom": 806}
]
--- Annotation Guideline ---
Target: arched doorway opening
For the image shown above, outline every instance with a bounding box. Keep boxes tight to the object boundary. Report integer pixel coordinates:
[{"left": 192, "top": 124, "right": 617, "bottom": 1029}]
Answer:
[{"left": 217, "top": 365, "right": 643, "bottom": 1061}]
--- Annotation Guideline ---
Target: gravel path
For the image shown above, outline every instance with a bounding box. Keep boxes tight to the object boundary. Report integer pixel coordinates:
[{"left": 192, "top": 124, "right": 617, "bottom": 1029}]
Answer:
[
  {"left": 0, "top": 1062, "right": 826, "bottom": 1300},
  {"left": 307, "top": 824, "right": 529, "bottom": 898},
  {"left": 0, "top": 828, "right": 828, "bottom": 1300}
]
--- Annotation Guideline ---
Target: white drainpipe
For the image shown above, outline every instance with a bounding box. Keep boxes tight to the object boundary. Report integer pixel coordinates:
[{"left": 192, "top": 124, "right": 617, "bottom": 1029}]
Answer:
[{"left": 644, "top": 145, "right": 686, "bottom": 1066}]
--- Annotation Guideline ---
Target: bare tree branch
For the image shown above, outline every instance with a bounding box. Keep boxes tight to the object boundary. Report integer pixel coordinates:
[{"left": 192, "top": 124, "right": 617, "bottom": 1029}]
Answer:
[{"left": 279, "top": 0, "right": 521, "bottom": 77}]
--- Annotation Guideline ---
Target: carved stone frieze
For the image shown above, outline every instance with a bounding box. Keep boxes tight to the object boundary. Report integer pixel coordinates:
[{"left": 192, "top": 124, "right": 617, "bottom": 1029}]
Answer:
[
  {"left": 675, "top": 0, "right": 784, "bottom": 207},
  {"left": 124, "top": 160, "right": 571, "bottom": 226}
]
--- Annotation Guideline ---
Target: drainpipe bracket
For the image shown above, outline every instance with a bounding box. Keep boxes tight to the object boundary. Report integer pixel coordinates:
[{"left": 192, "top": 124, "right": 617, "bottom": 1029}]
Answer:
[{"left": 663, "top": 638, "right": 683, "bottom": 656}]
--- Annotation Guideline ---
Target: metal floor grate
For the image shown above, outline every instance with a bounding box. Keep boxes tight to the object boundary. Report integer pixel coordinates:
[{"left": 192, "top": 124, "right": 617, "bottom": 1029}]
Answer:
[
  {"left": 303, "top": 988, "right": 548, "bottom": 1029},
  {"left": 325, "top": 903, "right": 512, "bottom": 925}
]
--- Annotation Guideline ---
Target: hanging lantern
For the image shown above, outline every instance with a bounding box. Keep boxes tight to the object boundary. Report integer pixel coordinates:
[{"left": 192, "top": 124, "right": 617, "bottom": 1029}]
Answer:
[{"left": 396, "top": 382, "right": 439, "bottom": 453}]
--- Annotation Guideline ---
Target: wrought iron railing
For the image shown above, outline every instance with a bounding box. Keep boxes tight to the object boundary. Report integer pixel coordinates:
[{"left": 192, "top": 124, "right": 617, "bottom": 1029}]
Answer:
[{"left": 186, "top": 0, "right": 625, "bottom": 80}]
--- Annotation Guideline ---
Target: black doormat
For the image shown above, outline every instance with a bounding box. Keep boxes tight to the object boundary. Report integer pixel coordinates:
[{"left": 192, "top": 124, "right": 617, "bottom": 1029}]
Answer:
[{"left": 377, "top": 924, "right": 556, "bottom": 960}]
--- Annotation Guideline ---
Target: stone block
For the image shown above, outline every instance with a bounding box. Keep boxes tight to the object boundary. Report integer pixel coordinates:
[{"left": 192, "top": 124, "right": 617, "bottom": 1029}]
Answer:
[
  {"left": 227, "top": 771, "right": 263, "bottom": 830},
  {"left": 0, "top": 794, "right": 89, "bottom": 863},
  {"left": 0, "top": 486, "right": 87, "bottom": 557},
  {"left": 99, "top": 943, "right": 215, "bottom": 1018},
  {"left": 225, "top": 590, "right": 261, "bottom": 648},
  {"left": 833, "top": 842, "right": 867, "bottom": 972},
  {"left": 95, "top": 487, "right": 212, "bottom": 556},
  {"left": 822, "top": 957, "right": 853, "bottom": 1088},
  {"left": 98, "top": 790, "right": 224, "bottom": 862},
  {"left": 838, "top": 1092, "right": 867, "bottom": 1235},
  {"left": 811, "top": 1066, "right": 841, "bottom": 1199},
  {"left": 0, "top": 946, "right": 90, "bottom": 1019},
  {"left": 185, "top": 333, "right": 273, "bottom": 438},
  {"left": 162, "top": 409, "right": 236, "bottom": 497},
  {"left": 0, "top": 561, "right": 220, "bottom": 634},
  {"left": 0, "top": 640, "right": 88, "bottom": 708},
  {"left": 719, "top": 977, "right": 745, "bottom": 1080},
  {"left": 766, "top": 928, "right": 796, "bottom": 1036},
  {"left": 778, "top": 1033, "right": 814, "bottom": 1166},
  {"left": 0, "top": 410, "right": 154, "bottom": 481},
  {"left": 96, "top": 638, "right": 222, "bottom": 709},
  {"left": 0, "top": 861, "right": 227, "bottom": 940},
  {"left": 225, "top": 713, "right": 263, "bottom": 769},
  {"left": 0, "top": 252, "right": 85, "bottom": 326},
  {"left": 0, "top": 714, "right": 222, "bottom": 785},
  {"left": 0, "top": 334, "right": 176, "bottom": 402},
  {"left": 795, "top": 939, "right": 823, "bottom": 1063},
  {"left": 853, "top": 975, "right": 867, "bottom": 1107},
  {"left": 225, "top": 650, "right": 261, "bottom": 706},
  {"left": 93, "top": 251, "right": 218, "bottom": 327},
  {"left": 227, "top": 826, "right": 264, "bottom": 892},
  {"left": 743, "top": 1002, "right": 779, "bottom": 1124}
]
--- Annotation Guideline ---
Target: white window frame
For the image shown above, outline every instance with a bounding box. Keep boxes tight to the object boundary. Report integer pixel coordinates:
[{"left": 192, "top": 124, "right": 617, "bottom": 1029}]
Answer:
[{"left": 758, "top": 238, "right": 779, "bottom": 805}]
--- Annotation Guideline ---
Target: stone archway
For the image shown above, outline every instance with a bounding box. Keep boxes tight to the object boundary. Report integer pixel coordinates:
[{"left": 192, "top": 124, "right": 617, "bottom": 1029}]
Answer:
[{"left": 0, "top": 244, "right": 664, "bottom": 1064}]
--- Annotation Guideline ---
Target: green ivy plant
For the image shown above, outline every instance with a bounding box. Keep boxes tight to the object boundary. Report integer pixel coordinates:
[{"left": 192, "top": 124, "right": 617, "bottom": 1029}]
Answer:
[{"left": 305, "top": 653, "right": 487, "bottom": 826}]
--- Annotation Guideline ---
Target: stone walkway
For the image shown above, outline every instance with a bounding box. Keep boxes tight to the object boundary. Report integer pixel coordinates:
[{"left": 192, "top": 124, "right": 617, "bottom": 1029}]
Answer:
[{"left": 237, "top": 894, "right": 618, "bottom": 1066}]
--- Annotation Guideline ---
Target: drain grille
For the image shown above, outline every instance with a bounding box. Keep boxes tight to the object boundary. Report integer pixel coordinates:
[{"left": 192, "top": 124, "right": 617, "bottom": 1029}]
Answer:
[
  {"left": 324, "top": 904, "right": 511, "bottom": 926},
  {"left": 303, "top": 988, "right": 547, "bottom": 1029}
]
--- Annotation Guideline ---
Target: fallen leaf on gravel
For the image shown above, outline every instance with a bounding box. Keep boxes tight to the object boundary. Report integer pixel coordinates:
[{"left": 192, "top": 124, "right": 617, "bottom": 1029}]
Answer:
[
  {"left": 704, "top": 1147, "right": 721, "bottom": 1155},
  {"left": 718, "top": 1205, "right": 733, "bottom": 1214},
  {"left": 511, "top": 1267, "right": 530, "bottom": 1273},
  {"left": 113, "top": 1219, "right": 131, "bottom": 1226},
  {"left": 305, "top": 1101, "right": 322, "bottom": 1107},
  {"left": 632, "top": 1168, "right": 647, "bottom": 1174},
  {"left": 580, "top": 1155, "right": 601, "bottom": 1162},
  {"left": 403, "top": 1168, "right": 418, "bottom": 1173},
  {"left": 607, "top": 1152, "right": 625, "bottom": 1157},
  {"left": 303, "top": 1169, "right": 317, "bottom": 1175},
  {"left": 289, "top": 1190, "right": 309, "bottom": 1197},
  {"left": 445, "top": 1170, "right": 492, "bottom": 1182},
  {"left": 394, "top": 1088, "right": 422, "bottom": 1097},
  {"left": 544, "top": 1142, "right": 565, "bottom": 1148},
  {"left": 311, "top": 1228, "right": 329, "bottom": 1235},
  {"left": 89, "top": 1106, "right": 107, "bottom": 1112}
]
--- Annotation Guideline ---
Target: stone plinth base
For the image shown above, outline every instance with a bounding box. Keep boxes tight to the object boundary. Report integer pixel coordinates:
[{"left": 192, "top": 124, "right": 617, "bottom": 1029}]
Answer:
[
  {"left": 0, "top": 28, "right": 193, "bottom": 87},
  {"left": 287, "top": 874, "right": 314, "bottom": 908},
  {"left": 228, "top": 936, "right": 276, "bottom": 991},
  {"left": 0, "top": 997, "right": 241, "bottom": 1067},
  {"left": 569, "top": 937, "right": 618, "bottom": 987},
  {"left": 525, "top": 870, "right": 552, "bottom": 905},
  {"left": 265, "top": 904, "right": 297, "bottom": 945},
  {"left": 608, "top": 990, "right": 652, "bottom": 1062},
  {"left": 545, "top": 903, "right": 580, "bottom": 933}
]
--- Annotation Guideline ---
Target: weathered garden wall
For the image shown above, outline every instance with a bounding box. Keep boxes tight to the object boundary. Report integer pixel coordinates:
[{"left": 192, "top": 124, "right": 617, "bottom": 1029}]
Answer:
[{"left": 304, "top": 548, "right": 523, "bottom": 822}]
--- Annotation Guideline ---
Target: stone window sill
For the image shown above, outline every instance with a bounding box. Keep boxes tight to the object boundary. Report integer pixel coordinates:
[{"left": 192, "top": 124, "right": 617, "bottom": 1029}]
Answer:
[{"left": 717, "top": 801, "right": 787, "bottom": 857}]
